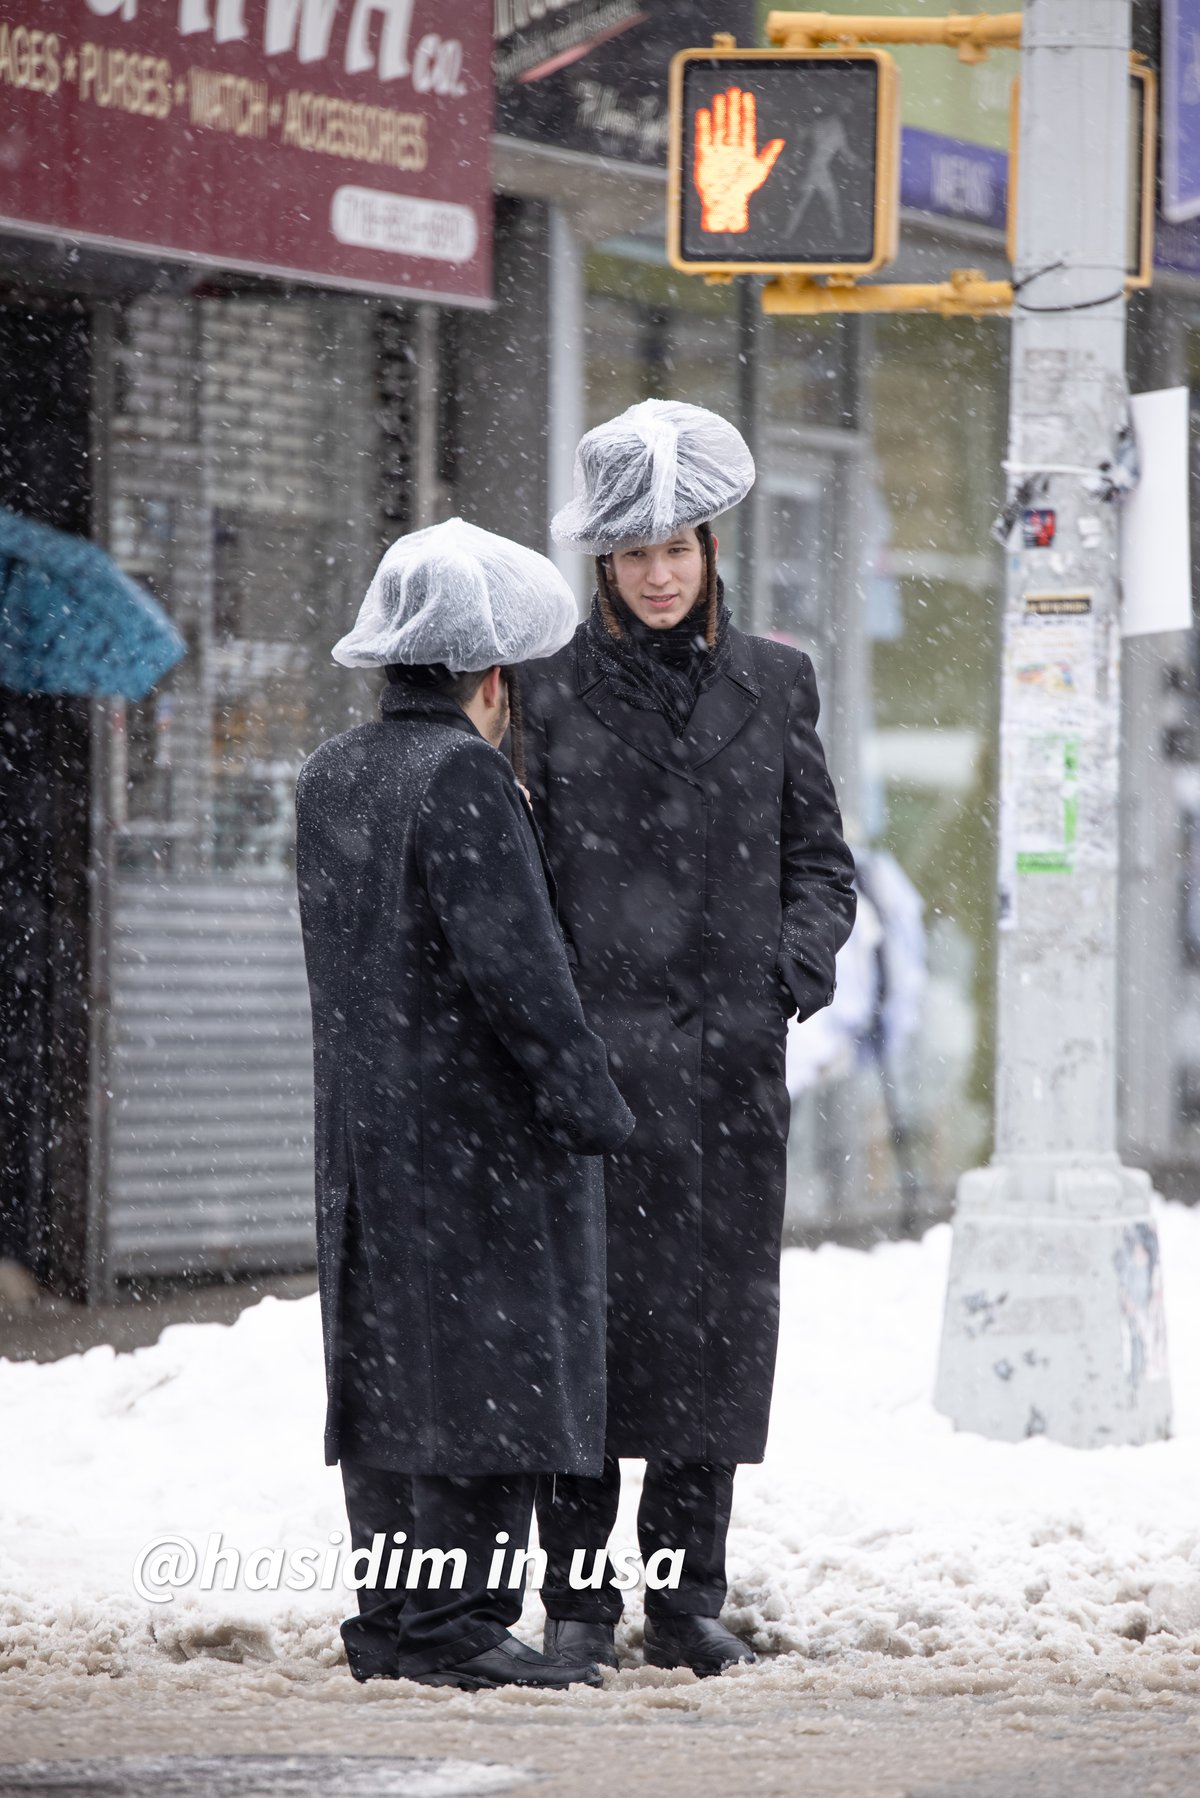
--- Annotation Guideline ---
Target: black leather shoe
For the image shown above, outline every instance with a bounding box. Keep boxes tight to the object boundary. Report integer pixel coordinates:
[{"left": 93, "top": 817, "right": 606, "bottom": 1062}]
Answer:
[
  {"left": 408, "top": 1632, "right": 603, "bottom": 1690},
  {"left": 643, "top": 1615, "right": 756, "bottom": 1677},
  {"left": 543, "top": 1618, "right": 619, "bottom": 1669}
]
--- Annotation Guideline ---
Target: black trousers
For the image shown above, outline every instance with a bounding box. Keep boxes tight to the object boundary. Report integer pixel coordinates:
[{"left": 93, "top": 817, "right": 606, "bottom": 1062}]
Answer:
[
  {"left": 339, "top": 1458, "right": 537, "bottom": 1679},
  {"left": 535, "top": 1455, "right": 735, "bottom": 1624}
]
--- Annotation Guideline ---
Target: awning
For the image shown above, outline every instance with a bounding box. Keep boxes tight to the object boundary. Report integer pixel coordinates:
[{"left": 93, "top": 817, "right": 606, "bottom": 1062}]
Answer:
[{"left": 0, "top": 506, "right": 185, "bottom": 701}]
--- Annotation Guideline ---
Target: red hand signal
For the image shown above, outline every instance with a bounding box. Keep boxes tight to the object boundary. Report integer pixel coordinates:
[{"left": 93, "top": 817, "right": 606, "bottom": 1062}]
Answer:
[{"left": 694, "top": 86, "right": 785, "bottom": 234}]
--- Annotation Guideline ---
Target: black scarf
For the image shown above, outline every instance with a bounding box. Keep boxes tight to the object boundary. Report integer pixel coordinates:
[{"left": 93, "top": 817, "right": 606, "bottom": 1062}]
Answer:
[{"left": 586, "top": 578, "right": 732, "bottom": 738}]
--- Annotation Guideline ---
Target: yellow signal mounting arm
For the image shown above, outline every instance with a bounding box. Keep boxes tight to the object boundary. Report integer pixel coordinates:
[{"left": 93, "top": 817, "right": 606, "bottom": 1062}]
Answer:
[{"left": 765, "top": 11, "right": 1022, "bottom": 62}]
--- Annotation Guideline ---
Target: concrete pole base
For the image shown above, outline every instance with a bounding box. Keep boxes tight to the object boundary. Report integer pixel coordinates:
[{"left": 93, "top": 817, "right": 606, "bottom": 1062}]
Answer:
[{"left": 934, "top": 1159, "right": 1172, "bottom": 1448}]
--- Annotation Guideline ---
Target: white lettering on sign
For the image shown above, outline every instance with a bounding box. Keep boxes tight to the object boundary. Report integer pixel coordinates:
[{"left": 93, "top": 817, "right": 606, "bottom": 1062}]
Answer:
[
  {"left": 344, "top": 0, "right": 415, "bottom": 81},
  {"left": 412, "top": 32, "right": 464, "bottom": 96},
  {"left": 331, "top": 185, "right": 477, "bottom": 261},
  {"left": 82, "top": 0, "right": 440, "bottom": 84},
  {"left": 930, "top": 151, "right": 995, "bottom": 219},
  {"left": 494, "top": 0, "right": 577, "bottom": 40},
  {"left": 178, "top": 0, "right": 248, "bottom": 42},
  {"left": 264, "top": 0, "right": 339, "bottom": 62}
]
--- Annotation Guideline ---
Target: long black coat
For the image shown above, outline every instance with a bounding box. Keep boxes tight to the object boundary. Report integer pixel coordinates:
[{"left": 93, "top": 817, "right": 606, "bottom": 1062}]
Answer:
[
  {"left": 521, "top": 623, "right": 856, "bottom": 1463},
  {"left": 295, "top": 684, "right": 634, "bottom": 1478}
]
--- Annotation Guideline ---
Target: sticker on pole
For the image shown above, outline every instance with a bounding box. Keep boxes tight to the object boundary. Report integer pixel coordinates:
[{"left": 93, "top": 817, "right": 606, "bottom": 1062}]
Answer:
[
  {"left": 1012, "top": 734, "right": 1080, "bottom": 876},
  {"left": 1023, "top": 589, "right": 1092, "bottom": 617},
  {"left": 1021, "top": 509, "right": 1057, "bottom": 549},
  {"left": 997, "top": 597, "right": 1098, "bottom": 919}
]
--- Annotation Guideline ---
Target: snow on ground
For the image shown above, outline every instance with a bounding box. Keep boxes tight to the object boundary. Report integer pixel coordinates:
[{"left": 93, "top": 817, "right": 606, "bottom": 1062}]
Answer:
[{"left": 3, "top": 1205, "right": 1200, "bottom": 1705}]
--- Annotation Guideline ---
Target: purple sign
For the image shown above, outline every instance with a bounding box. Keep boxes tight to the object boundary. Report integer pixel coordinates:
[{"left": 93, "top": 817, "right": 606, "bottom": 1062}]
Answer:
[
  {"left": 900, "top": 128, "right": 1008, "bottom": 232},
  {"left": 1156, "top": 215, "right": 1200, "bottom": 275},
  {"left": 1164, "top": 0, "right": 1200, "bottom": 222}
]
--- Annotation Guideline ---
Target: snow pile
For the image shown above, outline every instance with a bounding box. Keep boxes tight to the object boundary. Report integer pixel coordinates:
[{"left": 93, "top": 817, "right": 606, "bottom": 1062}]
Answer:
[
  {"left": 726, "top": 1204, "right": 1200, "bottom": 1695},
  {"left": 3, "top": 1206, "right": 1200, "bottom": 1701}
]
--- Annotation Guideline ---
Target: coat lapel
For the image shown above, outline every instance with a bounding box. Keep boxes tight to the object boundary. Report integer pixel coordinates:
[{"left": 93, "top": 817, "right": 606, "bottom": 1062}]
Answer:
[
  {"left": 576, "top": 635, "right": 697, "bottom": 780},
  {"left": 678, "top": 629, "right": 761, "bottom": 769},
  {"left": 576, "top": 627, "right": 760, "bottom": 778}
]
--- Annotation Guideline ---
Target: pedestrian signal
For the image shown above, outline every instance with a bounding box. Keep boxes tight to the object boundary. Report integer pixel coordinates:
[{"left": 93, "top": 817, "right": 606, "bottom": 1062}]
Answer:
[{"left": 668, "top": 48, "right": 900, "bottom": 277}]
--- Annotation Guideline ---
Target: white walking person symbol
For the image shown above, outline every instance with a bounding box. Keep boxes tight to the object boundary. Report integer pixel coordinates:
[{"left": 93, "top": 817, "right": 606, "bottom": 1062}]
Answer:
[{"left": 786, "top": 114, "right": 863, "bottom": 240}]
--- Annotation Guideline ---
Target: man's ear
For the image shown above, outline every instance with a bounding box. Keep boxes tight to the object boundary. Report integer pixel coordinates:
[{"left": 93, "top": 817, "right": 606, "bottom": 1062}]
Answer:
[
  {"left": 710, "top": 531, "right": 719, "bottom": 556},
  {"left": 481, "top": 665, "right": 503, "bottom": 708}
]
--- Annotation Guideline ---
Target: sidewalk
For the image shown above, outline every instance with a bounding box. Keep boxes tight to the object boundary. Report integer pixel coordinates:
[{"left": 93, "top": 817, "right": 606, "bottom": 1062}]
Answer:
[
  {"left": 0, "top": 1267, "right": 316, "bottom": 1365},
  {"left": 4, "top": 1677, "right": 1199, "bottom": 1798}
]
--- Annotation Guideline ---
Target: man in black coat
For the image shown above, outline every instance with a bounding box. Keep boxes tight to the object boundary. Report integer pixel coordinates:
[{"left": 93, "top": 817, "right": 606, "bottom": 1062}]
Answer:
[
  {"left": 296, "top": 519, "right": 634, "bottom": 1691},
  {"left": 524, "top": 401, "right": 857, "bottom": 1677}
]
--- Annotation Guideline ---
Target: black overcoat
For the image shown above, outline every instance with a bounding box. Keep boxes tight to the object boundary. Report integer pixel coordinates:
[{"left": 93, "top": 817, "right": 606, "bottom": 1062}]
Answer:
[
  {"left": 295, "top": 684, "right": 634, "bottom": 1478},
  {"left": 521, "top": 623, "right": 856, "bottom": 1463}
]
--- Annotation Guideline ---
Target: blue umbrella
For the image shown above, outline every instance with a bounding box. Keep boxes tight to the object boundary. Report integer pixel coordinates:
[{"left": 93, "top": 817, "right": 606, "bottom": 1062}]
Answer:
[{"left": 0, "top": 505, "right": 185, "bottom": 701}]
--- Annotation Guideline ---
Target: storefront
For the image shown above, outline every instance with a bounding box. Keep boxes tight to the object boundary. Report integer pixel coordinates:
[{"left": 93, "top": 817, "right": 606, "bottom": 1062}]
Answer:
[{"left": 0, "top": 2, "right": 494, "bottom": 1296}]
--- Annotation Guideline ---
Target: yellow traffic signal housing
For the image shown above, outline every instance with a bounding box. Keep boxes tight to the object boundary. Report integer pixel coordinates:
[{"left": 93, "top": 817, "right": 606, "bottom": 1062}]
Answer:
[
  {"left": 1007, "top": 61, "right": 1157, "bottom": 291},
  {"left": 667, "top": 47, "right": 900, "bottom": 278},
  {"left": 1126, "top": 64, "right": 1158, "bottom": 289}
]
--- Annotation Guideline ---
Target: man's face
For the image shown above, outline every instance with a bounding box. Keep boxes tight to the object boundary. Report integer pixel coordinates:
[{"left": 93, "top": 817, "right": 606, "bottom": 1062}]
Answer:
[{"left": 607, "top": 529, "right": 705, "bottom": 630}]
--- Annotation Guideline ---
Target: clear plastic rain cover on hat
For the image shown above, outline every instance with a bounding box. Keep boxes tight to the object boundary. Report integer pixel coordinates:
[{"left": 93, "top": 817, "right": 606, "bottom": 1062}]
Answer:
[
  {"left": 332, "top": 516, "right": 579, "bottom": 673},
  {"left": 550, "top": 398, "right": 755, "bottom": 556}
]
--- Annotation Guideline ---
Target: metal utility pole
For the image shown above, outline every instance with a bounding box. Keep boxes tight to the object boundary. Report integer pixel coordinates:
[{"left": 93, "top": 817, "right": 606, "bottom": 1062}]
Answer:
[{"left": 934, "top": 0, "right": 1172, "bottom": 1446}]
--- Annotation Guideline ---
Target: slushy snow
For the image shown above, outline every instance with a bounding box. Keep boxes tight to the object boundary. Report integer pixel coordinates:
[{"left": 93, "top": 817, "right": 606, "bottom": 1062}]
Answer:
[{"left": 3, "top": 1205, "right": 1200, "bottom": 1703}]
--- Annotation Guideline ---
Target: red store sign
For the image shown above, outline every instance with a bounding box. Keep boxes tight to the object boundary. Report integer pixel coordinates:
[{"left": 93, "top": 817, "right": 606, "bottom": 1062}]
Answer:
[{"left": 0, "top": 1, "right": 493, "bottom": 303}]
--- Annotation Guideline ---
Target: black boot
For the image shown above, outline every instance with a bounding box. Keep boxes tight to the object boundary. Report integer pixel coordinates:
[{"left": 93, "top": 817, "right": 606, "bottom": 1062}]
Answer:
[
  {"left": 409, "top": 1632, "right": 603, "bottom": 1691},
  {"left": 543, "top": 1618, "right": 619, "bottom": 1669},
  {"left": 643, "top": 1616, "right": 755, "bottom": 1677}
]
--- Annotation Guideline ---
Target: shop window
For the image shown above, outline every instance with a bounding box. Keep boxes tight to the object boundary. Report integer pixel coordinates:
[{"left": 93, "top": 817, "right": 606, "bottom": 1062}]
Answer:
[
  {"left": 584, "top": 250, "right": 740, "bottom": 427},
  {"left": 110, "top": 294, "right": 377, "bottom": 879},
  {"left": 763, "top": 315, "right": 857, "bottom": 434},
  {"left": 211, "top": 507, "right": 315, "bottom": 875},
  {"left": 761, "top": 470, "right": 832, "bottom": 647},
  {"left": 865, "top": 315, "right": 1008, "bottom": 1188}
]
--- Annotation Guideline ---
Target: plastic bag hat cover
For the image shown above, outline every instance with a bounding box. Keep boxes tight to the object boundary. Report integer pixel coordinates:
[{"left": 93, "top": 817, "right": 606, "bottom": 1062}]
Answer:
[
  {"left": 332, "top": 517, "right": 579, "bottom": 673},
  {"left": 550, "top": 398, "right": 755, "bottom": 555}
]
